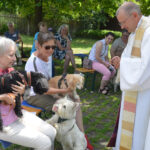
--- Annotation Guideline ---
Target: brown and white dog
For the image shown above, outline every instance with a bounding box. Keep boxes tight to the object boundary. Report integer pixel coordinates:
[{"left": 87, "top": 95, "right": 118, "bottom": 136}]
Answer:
[
  {"left": 49, "top": 74, "right": 84, "bottom": 99},
  {"left": 46, "top": 97, "right": 87, "bottom": 150}
]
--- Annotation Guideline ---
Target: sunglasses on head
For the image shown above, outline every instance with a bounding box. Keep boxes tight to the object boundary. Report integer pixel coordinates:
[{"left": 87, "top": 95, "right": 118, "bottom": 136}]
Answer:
[{"left": 44, "top": 45, "right": 56, "bottom": 50}]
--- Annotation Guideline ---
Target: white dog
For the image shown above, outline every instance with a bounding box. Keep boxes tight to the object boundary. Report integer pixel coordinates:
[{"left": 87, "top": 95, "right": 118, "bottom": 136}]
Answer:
[
  {"left": 46, "top": 97, "right": 87, "bottom": 150},
  {"left": 114, "top": 68, "right": 120, "bottom": 92},
  {"left": 49, "top": 74, "right": 84, "bottom": 99}
]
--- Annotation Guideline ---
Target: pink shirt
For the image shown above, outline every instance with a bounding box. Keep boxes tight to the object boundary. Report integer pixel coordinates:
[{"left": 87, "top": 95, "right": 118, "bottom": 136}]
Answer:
[{"left": 0, "top": 68, "right": 18, "bottom": 126}]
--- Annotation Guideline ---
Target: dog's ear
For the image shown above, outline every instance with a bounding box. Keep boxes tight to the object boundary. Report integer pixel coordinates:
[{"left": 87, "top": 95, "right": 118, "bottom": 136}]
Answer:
[
  {"left": 33, "top": 78, "right": 49, "bottom": 94},
  {"left": 52, "top": 105, "right": 58, "bottom": 112}
]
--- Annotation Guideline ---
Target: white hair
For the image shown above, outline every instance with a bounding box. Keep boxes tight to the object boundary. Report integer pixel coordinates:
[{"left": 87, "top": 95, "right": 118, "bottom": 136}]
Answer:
[
  {"left": 116, "top": 2, "right": 142, "bottom": 17},
  {"left": 0, "top": 36, "right": 16, "bottom": 56}
]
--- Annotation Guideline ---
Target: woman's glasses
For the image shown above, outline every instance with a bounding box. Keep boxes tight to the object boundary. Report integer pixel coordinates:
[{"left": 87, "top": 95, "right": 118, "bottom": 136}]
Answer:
[{"left": 44, "top": 45, "right": 56, "bottom": 50}]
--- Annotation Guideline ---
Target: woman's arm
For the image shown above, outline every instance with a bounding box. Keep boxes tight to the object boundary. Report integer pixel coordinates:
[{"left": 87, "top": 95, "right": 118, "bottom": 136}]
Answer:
[
  {"left": 95, "top": 42, "right": 110, "bottom": 68},
  {"left": 0, "top": 93, "right": 16, "bottom": 105},
  {"left": 56, "top": 35, "right": 71, "bottom": 51},
  {"left": 44, "top": 87, "right": 71, "bottom": 95},
  {"left": 56, "top": 40, "right": 66, "bottom": 51}
]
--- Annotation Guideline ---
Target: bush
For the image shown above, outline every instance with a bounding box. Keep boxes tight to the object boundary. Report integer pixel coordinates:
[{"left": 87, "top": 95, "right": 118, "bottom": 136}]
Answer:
[
  {"left": 0, "top": 24, "right": 8, "bottom": 35},
  {"left": 75, "top": 29, "right": 121, "bottom": 39}
]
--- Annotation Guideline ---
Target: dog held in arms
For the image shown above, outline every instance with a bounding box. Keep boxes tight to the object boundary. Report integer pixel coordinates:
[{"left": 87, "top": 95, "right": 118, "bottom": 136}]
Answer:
[
  {"left": 0, "top": 70, "right": 49, "bottom": 130},
  {"left": 46, "top": 96, "right": 87, "bottom": 150},
  {"left": 49, "top": 74, "right": 84, "bottom": 100}
]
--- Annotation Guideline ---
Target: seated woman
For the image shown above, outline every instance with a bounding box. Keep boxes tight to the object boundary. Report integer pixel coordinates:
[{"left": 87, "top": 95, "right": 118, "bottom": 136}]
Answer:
[
  {"left": 4, "top": 21, "right": 23, "bottom": 65},
  {"left": 0, "top": 37, "right": 56, "bottom": 150},
  {"left": 89, "top": 32, "right": 116, "bottom": 94},
  {"left": 53, "top": 24, "right": 77, "bottom": 74},
  {"left": 25, "top": 31, "right": 93, "bottom": 150}
]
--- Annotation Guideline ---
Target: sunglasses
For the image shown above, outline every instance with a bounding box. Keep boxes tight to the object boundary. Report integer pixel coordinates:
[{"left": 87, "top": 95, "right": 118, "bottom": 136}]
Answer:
[{"left": 44, "top": 45, "right": 56, "bottom": 50}]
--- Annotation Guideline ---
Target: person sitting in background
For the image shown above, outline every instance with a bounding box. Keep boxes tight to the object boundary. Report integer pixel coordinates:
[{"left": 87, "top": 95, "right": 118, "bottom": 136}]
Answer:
[
  {"left": 89, "top": 32, "right": 116, "bottom": 95},
  {"left": 25, "top": 31, "right": 93, "bottom": 150},
  {"left": 110, "top": 29, "right": 129, "bottom": 92},
  {"left": 0, "top": 36, "right": 56, "bottom": 150},
  {"left": 53, "top": 24, "right": 77, "bottom": 74},
  {"left": 110, "top": 29, "right": 129, "bottom": 58},
  {"left": 30, "top": 21, "right": 48, "bottom": 55},
  {"left": 4, "top": 21, "right": 22, "bottom": 65}
]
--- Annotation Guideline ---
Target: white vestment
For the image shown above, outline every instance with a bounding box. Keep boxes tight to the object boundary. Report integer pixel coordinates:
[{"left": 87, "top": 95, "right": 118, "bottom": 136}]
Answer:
[{"left": 115, "top": 16, "right": 150, "bottom": 150}]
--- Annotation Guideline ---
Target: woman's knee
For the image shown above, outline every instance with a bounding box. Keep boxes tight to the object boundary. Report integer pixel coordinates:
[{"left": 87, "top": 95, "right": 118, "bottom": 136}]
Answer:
[
  {"left": 47, "top": 127, "right": 57, "bottom": 142},
  {"left": 103, "top": 71, "right": 111, "bottom": 80},
  {"left": 65, "top": 54, "right": 70, "bottom": 61},
  {"left": 37, "top": 136, "right": 52, "bottom": 149}
]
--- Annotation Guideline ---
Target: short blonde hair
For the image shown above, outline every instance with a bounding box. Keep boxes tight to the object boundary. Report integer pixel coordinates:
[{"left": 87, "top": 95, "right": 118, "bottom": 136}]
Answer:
[
  {"left": 57, "top": 24, "right": 69, "bottom": 35},
  {"left": 7, "top": 21, "right": 14, "bottom": 27},
  {"left": 38, "top": 21, "right": 47, "bottom": 29}
]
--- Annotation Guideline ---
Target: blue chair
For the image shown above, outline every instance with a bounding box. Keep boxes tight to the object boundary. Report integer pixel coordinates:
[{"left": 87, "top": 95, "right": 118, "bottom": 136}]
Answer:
[{"left": 22, "top": 100, "right": 45, "bottom": 115}]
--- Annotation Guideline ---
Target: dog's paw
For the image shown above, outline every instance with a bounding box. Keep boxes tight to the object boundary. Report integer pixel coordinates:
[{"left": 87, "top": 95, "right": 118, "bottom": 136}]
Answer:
[{"left": 54, "top": 123, "right": 59, "bottom": 130}]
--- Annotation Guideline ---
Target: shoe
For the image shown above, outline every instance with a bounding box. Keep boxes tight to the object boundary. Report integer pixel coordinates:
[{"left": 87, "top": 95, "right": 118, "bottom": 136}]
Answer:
[
  {"left": 85, "top": 135, "right": 94, "bottom": 150},
  {"left": 99, "top": 87, "right": 109, "bottom": 95}
]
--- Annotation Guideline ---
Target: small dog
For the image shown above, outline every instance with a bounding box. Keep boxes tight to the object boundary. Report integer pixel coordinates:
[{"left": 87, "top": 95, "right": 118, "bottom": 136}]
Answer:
[
  {"left": 111, "top": 56, "right": 120, "bottom": 92},
  {"left": 49, "top": 74, "right": 84, "bottom": 99},
  {"left": 0, "top": 70, "right": 49, "bottom": 130},
  {"left": 113, "top": 68, "right": 120, "bottom": 92},
  {"left": 46, "top": 97, "right": 87, "bottom": 150}
]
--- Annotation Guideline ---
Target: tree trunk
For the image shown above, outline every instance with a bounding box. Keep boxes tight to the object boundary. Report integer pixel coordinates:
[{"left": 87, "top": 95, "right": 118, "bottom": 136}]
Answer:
[{"left": 34, "top": 0, "right": 43, "bottom": 32}]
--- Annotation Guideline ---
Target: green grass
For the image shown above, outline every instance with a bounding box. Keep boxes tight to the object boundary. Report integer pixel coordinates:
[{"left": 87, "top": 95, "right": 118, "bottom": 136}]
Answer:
[{"left": 0, "top": 35, "right": 121, "bottom": 150}]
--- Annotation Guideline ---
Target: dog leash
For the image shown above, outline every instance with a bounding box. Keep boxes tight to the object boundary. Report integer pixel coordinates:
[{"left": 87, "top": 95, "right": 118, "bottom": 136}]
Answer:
[{"left": 58, "top": 73, "right": 68, "bottom": 89}]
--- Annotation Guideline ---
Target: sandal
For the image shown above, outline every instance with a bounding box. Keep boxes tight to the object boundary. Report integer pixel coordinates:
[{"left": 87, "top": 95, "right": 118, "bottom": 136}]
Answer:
[
  {"left": 104, "top": 86, "right": 109, "bottom": 90},
  {"left": 99, "top": 88, "right": 108, "bottom": 95}
]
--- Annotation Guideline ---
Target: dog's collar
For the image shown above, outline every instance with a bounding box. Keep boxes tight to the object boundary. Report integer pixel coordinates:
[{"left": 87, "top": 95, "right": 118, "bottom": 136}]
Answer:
[
  {"left": 17, "top": 71, "right": 31, "bottom": 86},
  {"left": 27, "top": 72, "right": 31, "bottom": 86},
  {"left": 57, "top": 117, "right": 75, "bottom": 133},
  {"left": 57, "top": 117, "right": 68, "bottom": 123}
]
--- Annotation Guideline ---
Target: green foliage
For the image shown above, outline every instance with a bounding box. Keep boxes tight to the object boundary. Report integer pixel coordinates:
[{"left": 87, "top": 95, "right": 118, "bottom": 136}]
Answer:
[
  {"left": 140, "top": 0, "right": 150, "bottom": 16},
  {"left": 0, "top": 23, "right": 8, "bottom": 34},
  {"left": 75, "top": 29, "right": 121, "bottom": 39}
]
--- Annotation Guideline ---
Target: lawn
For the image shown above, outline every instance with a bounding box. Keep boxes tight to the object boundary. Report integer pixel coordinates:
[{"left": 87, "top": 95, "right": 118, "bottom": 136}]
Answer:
[{"left": 0, "top": 35, "right": 121, "bottom": 150}]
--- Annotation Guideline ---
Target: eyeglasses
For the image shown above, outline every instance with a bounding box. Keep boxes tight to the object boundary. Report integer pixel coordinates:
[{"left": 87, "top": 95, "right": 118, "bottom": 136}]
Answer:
[
  {"left": 118, "top": 15, "right": 132, "bottom": 27},
  {"left": 44, "top": 45, "right": 56, "bottom": 50}
]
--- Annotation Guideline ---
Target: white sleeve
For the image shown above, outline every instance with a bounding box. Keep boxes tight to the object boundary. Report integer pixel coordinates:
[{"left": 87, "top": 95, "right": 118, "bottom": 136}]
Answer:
[
  {"left": 120, "top": 28, "right": 150, "bottom": 91},
  {"left": 25, "top": 55, "right": 35, "bottom": 72}
]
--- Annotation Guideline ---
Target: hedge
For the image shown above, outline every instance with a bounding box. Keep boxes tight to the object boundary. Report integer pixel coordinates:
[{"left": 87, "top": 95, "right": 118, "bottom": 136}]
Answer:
[{"left": 75, "top": 29, "right": 122, "bottom": 39}]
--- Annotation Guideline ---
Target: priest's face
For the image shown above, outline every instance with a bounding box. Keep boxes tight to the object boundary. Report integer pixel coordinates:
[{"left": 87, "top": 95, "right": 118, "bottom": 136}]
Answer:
[{"left": 117, "top": 9, "right": 137, "bottom": 33}]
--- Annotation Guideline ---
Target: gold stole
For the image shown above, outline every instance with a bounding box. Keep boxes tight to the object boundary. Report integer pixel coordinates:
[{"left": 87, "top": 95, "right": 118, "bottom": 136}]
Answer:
[{"left": 120, "top": 17, "right": 149, "bottom": 150}]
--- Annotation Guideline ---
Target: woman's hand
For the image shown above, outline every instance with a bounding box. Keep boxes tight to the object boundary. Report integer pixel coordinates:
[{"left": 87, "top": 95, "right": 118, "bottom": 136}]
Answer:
[
  {"left": 1, "top": 93, "right": 16, "bottom": 106},
  {"left": 62, "top": 35, "right": 69, "bottom": 40},
  {"left": 11, "top": 81, "right": 25, "bottom": 96}
]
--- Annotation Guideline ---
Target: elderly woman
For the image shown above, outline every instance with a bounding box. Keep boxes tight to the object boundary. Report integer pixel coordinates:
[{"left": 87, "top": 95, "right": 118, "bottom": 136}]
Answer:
[
  {"left": 89, "top": 32, "right": 116, "bottom": 94},
  {"left": 53, "top": 24, "right": 77, "bottom": 74},
  {"left": 0, "top": 37, "right": 56, "bottom": 150}
]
